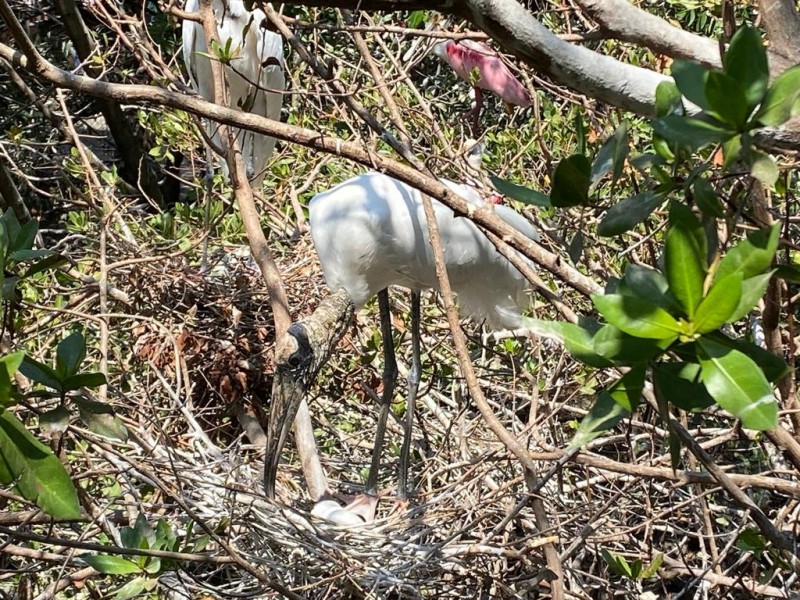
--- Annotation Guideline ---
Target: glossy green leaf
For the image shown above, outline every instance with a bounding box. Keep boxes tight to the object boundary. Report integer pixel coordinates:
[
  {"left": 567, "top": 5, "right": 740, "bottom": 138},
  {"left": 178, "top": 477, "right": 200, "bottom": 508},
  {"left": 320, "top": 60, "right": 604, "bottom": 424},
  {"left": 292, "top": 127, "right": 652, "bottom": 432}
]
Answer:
[
  {"left": 698, "top": 338, "right": 777, "bottom": 430},
  {"left": 74, "top": 398, "right": 128, "bottom": 441},
  {"left": 9, "top": 249, "right": 53, "bottom": 263},
  {"left": 723, "top": 26, "right": 769, "bottom": 108},
  {"left": 598, "top": 191, "right": 666, "bottom": 237},
  {"left": 115, "top": 575, "right": 155, "bottom": 600},
  {"left": 705, "top": 71, "right": 750, "bottom": 127},
  {"left": 570, "top": 390, "right": 629, "bottom": 449},
  {"left": 56, "top": 332, "right": 86, "bottom": 379},
  {"left": 0, "top": 408, "right": 81, "bottom": 518},
  {"left": 671, "top": 60, "right": 709, "bottom": 109},
  {"left": 592, "top": 294, "right": 681, "bottom": 340},
  {"left": 692, "top": 177, "right": 724, "bottom": 218},
  {"left": 706, "top": 331, "right": 790, "bottom": 383},
  {"left": 522, "top": 319, "right": 612, "bottom": 368},
  {"left": 620, "top": 264, "right": 679, "bottom": 311},
  {"left": 81, "top": 554, "right": 141, "bottom": 575},
  {"left": 665, "top": 204, "right": 707, "bottom": 318},
  {"left": 654, "top": 362, "right": 715, "bottom": 411},
  {"left": 550, "top": 154, "right": 591, "bottom": 207},
  {"left": 721, "top": 135, "right": 743, "bottom": 170},
  {"left": 592, "top": 325, "right": 669, "bottom": 365},
  {"left": 756, "top": 65, "right": 800, "bottom": 126},
  {"left": 716, "top": 223, "right": 779, "bottom": 282},
  {"left": 488, "top": 176, "right": 551, "bottom": 207},
  {"left": 590, "top": 122, "right": 629, "bottom": 185},
  {"left": 651, "top": 116, "right": 734, "bottom": 149},
  {"left": 64, "top": 372, "right": 107, "bottom": 392},
  {"left": 655, "top": 81, "right": 683, "bottom": 117},
  {"left": 693, "top": 273, "right": 742, "bottom": 333},
  {"left": 602, "top": 548, "right": 634, "bottom": 578},
  {"left": 20, "top": 357, "right": 63, "bottom": 393},
  {"left": 727, "top": 271, "right": 773, "bottom": 323}
]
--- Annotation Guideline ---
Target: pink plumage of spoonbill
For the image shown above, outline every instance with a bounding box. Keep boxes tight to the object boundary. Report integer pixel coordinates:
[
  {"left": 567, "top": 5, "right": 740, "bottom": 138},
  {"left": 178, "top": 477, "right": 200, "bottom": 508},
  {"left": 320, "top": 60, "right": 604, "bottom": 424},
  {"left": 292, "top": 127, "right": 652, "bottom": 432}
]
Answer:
[{"left": 433, "top": 39, "right": 531, "bottom": 132}]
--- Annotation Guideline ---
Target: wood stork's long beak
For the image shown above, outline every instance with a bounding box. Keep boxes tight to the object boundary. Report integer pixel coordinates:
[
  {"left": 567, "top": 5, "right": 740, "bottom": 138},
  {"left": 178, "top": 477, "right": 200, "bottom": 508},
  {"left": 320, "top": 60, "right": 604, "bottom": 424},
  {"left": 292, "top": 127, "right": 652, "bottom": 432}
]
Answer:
[{"left": 264, "top": 289, "right": 355, "bottom": 499}]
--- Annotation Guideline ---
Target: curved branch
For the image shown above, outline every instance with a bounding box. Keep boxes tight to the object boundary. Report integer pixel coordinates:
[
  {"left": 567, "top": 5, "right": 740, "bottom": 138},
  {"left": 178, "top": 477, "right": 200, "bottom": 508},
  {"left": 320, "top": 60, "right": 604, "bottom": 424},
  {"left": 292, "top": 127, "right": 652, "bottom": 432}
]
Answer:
[{"left": 572, "top": 0, "right": 721, "bottom": 68}]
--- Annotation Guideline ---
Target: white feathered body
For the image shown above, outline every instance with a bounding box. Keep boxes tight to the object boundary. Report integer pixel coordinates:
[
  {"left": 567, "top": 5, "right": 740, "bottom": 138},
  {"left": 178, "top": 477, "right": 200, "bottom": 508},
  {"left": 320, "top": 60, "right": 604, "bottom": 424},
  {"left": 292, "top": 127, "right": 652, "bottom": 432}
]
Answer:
[
  {"left": 309, "top": 172, "right": 539, "bottom": 330},
  {"left": 182, "top": 0, "right": 284, "bottom": 184}
]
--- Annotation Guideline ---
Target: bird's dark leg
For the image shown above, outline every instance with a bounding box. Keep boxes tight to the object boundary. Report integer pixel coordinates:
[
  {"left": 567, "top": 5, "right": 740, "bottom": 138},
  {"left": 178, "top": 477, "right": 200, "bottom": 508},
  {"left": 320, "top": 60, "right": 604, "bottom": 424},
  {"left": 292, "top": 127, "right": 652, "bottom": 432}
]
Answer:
[
  {"left": 366, "top": 288, "right": 397, "bottom": 495},
  {"left": 397, "top": 290, "right": 421, "bottom": 500},
  {"left": 462, "top": 86, "right": 484, "bottom": 137},
  {"left": 200, "top": 145, "right": 214, "bottom": 272}
]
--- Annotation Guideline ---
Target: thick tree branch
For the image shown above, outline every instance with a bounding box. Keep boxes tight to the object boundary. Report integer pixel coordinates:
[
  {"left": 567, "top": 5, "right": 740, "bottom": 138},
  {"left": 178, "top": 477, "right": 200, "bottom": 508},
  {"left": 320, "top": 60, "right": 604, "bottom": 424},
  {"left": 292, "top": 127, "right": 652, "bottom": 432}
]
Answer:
[
  {"left": 759, "top": 0, "right": 800, "bottom": 71},
  {"left": 572, "top": 0, "right": 721, "bottom": 68},
  {"left": 0, "top": 41, "right": 601, "bottom": 296}
]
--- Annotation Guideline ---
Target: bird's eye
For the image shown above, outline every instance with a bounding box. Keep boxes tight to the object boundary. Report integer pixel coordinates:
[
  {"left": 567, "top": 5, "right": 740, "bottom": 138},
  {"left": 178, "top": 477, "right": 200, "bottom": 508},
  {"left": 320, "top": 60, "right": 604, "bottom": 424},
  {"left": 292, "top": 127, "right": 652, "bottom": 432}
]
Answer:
[{"left": 287, "top": 353, "right": 303, "bottom": 370}]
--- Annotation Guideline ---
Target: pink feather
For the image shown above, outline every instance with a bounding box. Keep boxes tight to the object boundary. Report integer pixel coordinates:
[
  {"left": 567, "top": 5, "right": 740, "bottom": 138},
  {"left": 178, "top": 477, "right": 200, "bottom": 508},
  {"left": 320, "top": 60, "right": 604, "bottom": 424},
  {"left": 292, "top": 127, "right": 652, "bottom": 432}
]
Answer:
[{"left": 435, "top": 40, "right": 532, "bottom": 107}]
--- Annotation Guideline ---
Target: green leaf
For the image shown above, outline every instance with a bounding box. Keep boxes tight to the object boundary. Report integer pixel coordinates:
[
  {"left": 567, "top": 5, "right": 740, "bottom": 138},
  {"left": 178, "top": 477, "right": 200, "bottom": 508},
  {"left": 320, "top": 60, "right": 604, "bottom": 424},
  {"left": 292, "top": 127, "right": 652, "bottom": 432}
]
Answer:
[
  {"left": 620, "top": 264, "right": 679, "bottom": 311},
  {"left": 697, "top": 338, "right": 777, "bottom": 430},
  {"left": 21, "top": 254, "right": 66, "bottom": 279},
  {"left": 665, "top": 203, "right": 707, "bottom": 318},
  {"left": 692, "top": 177, "right": 724, "bottom": 218},
  {"left": 705, "top": 71, "right": 750, "bottom": 128},
  {"left": 570, "top": 390, "right": 629, "bottom": 449},
  {"left": 0, "top": 408, "right": 81, "bottom": 518},
  {"left": 651, "top": 116, "right": 734, "bottom": 149},
  {"left": 750, "top": 151, "right": 779, "bottom": 187},
  {"left": 63, "top": 372, "right": 107, "bottom": 391},
  {"left": 774, "top": 264, "right": 800, "bottom": 283},
  {"left": 74, "top": 398, "right": 128, "bottom": 441},
  {"left": 20, "top": 357, "right": 63, "bottom": 393},
  {"left": 723, "top": 26, "right": 769, "bottom": 108},
  {"left": 654, "top": 362, "right": 715, "bottom": 411},
  {"left": 736, "top": 529, "right": 766, "bottom": 558},
  {"left": 81, "top": 554, "right": 142, "bottom": 575},
  {"left": 721, "top": 134, "right": 743, "bottom": 169},
  {"left": 590, "top": 122, "right": 629, "bottom": 185},
  {"left": 0, "top": 352, "right": 24, "bottom": 407},
  {"left": 607, "top": 365, "right": 646, "bottom": 412},
  {"left": 598, "top": 191, "right": 666, "bottom": 237},
  {"left": 716, "top": 224, "right": 779, "bottom": 282},
  {"left": 550, "top": 154, "right": 591, "bottom": 207},
  {"left": 9, "top": 249, "right": 53, "bottom": 263},
  {"left": 14, "top": 220, "right": 38, "bottom": 252},
  {"left": 756, "top": 65, "right": 800, "bottom": 126},
  {"left": 671, "top": 60, "right": 709, "bottom": 110},
  {"left": 706, "top": 332, "right": 790, "bottom": 382},
  {"left": 114, "top": 576, "right": 151, "bottom": 600},
  {"left": 601, "top": 548, "right": 634, "bottom": 579},
  {"left": 655, "top": 81, "right": 683, "bottom": 117},
  {"left": 39, "top": 406, "right": 71, "bottom": 436},
  {"left": 521, "top": 319, "right": 612, "bottom": 368},
  {"left": 593, "top": 294, "right": 681, "bottom": 340},
  {"left": 489, "top": 176, "right": 551, "bottom": 207},
  {"left": 727, "top": 271, "right": 773, "bottom": 323},
  {"left": 593, "top": 325, "right": 668, "bottom": 365},
  {"left": 693, "top": 273, "right": 742, "bottom": 333},
  {"left": 641, "top": 554, "right": 664, "bottom": 579},
  {"left": 56, "top": 332, "right": 86, "bottom": 379}
]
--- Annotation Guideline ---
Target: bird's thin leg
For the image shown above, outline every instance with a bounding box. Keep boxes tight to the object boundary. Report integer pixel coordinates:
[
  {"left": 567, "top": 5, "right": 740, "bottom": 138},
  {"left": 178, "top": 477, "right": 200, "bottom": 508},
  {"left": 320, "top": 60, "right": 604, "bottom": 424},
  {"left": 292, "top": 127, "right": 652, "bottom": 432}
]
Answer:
[
  {"left": 366, "top": 288, "right": 397, "bottom": 495},
  {"left": 398, "top": 290, "right": 421, "bottom": 500},
  {"left": 462, "top": 86, "right": 484, "bottom": 137}
]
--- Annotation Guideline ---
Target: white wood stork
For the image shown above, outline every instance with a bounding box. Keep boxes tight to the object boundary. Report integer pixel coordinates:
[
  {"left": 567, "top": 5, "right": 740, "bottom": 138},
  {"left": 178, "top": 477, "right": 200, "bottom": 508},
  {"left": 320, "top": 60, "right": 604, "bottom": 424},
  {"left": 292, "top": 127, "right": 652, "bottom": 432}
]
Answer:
[
  {"left": 265, "top": 172, "right": 539, "bottom": 513},
  {"left": 182, "top": 0, "right": 284, "bottom": 186}
]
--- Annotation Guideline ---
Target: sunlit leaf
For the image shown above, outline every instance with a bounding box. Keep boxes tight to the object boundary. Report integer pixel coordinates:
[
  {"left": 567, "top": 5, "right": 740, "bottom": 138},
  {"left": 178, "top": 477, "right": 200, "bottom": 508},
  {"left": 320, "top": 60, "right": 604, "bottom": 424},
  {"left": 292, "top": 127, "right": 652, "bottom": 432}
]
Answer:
[
  {"left": 489, "top": 176, "right": 550, "bottom": 207},
  {"left": 592, "top": 294, "right": 681, "bottom": 340},
  {"left": 723, "top": 26, "right": 769, "bottom": 109},
  {"left": 598, "top": 191, "right": 666, "bottom": 237},
  {"left": 81, "top": 554, "right": 141, "bottom": 575},
  {"left": 715, "top": 224, "right": 779, "bottom": 282},
  {"left": 0, "top": 408, "right": 81, "bottom": 518},
  {"left": 692, "top": 273, "right": 742, "bottom": 333},
  {"left": 665, "top": 203, "right": 707, "bottom": 318},
  {"left": 756, "top": 65, "right": 800, "bottom": 126},
  {"left": 698, "top": 338, "right": 777, "bottom": 430}
]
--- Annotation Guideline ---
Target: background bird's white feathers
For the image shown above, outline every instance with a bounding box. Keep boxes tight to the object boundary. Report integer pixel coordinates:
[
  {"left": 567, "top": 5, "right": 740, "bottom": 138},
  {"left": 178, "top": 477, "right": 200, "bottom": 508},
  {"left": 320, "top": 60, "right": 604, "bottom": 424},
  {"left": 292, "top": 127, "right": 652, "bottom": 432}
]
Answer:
[
  {"left": 182, "top": 0, "right": 285, "bottom": 185},
  {"left": 309, "top": 172, "right": 539, "bottom": 330}
]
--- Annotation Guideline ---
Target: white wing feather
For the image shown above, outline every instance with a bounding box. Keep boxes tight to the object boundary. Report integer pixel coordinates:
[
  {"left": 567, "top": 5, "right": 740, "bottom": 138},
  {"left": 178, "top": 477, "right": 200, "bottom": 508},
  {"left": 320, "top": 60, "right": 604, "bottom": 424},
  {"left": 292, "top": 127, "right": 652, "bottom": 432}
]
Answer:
[{"left": 309, "top": 173, "right": 539, "bottom": 329}]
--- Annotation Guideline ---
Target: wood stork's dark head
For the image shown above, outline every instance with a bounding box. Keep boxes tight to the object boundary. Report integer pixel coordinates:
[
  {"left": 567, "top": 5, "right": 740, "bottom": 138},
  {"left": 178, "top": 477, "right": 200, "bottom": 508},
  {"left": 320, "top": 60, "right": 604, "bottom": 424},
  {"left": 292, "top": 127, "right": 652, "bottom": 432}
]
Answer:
[{"left": 264, "top": 289, "right": 354, "bottom": 498}]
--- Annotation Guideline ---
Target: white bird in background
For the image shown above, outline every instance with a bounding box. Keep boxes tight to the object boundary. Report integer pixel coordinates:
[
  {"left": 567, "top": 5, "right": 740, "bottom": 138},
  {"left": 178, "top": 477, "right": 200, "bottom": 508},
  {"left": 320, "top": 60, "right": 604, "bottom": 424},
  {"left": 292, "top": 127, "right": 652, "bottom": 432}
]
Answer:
[
  {"left": 264, "top": 172, "right": 539, "bottom": 518},
  {"left": 182, "top": 0, "right": 285, "bottom": 187}
]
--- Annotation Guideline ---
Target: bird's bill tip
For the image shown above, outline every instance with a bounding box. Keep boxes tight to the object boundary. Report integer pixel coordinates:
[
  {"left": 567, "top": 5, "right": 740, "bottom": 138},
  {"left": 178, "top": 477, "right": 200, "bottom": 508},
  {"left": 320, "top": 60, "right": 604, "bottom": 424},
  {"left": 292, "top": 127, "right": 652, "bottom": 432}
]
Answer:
[{"left": 263, "top": 365, "right": 303, "bottom": 499}]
